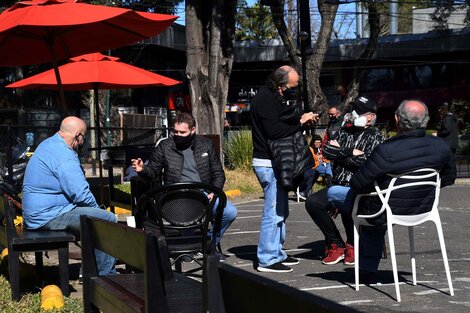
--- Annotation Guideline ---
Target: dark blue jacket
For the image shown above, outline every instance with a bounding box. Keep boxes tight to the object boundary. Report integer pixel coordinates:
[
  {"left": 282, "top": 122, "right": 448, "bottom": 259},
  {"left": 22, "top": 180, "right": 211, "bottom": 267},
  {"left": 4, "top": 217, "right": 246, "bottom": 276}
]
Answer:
[{"left": 350, "top": 129, "right": 456, "bottom": 223}]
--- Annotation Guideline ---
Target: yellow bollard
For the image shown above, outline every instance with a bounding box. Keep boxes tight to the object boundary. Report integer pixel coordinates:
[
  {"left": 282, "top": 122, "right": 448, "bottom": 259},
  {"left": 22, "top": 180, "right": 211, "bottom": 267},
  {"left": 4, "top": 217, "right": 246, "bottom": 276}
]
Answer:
[
  {"left": 0, "top": 248, "right": 8, "bottom": 260},
  {"left": 40, "top": 285, "right": 65, "bottom": 310}
]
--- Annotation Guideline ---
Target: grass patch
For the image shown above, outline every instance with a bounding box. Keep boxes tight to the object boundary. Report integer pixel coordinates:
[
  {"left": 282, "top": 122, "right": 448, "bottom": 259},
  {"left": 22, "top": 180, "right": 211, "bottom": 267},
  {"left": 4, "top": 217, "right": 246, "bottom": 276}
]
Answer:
[
  {"left": 224, "top": 169, "right": 262, "bottom": 198},
  {"left": 0, "top": 275, "right": 82, "bottom": 313}
]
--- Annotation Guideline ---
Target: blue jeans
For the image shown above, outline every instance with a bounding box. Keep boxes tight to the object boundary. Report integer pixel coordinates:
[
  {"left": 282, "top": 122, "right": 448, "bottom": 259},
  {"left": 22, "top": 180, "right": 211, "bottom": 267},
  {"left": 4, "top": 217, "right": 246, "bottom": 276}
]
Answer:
[
  {"left": 327, "top": 185, "right": 386, "bottom": 272},
  {"left": 42, "top": 206, "right": 117, "bottom": 276},
  {"left": 253, "top": 166, "right": 289, "bottom": 267},
  {"left": 209, "top": 198, "right": 237, "bottom": 245},
  {"left": 316, "top": 162, "right": 333, "bottom": 177}
]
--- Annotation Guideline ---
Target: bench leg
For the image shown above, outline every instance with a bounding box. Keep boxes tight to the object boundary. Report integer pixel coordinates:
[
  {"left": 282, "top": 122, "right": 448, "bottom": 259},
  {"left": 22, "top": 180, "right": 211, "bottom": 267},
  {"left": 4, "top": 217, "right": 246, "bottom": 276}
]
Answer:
[
  {"left": 58, "top": 247, "right": 70, "bottom": 296},
  {"left": 8, "top": 250, "right": 21, "bottom": 301},
  {"left": 34, "top": 252, "right": 44, "bottom": 286}
]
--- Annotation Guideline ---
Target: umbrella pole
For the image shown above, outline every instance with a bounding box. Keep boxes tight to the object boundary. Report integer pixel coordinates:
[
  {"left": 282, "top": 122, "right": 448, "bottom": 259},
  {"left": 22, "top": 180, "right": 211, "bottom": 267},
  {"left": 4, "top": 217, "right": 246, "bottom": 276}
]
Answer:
[
  {"left": 47, "top": 42, "right": 67, "bottom": 116},
  {"left": 94, "top": 87, "right": 105, "bottom": 204}
]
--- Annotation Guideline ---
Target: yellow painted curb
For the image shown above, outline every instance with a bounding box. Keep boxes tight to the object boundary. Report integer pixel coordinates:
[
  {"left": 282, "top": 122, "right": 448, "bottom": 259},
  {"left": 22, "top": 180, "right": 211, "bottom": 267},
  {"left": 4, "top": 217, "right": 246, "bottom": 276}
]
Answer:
[
  {"left": 106, "top": 207, "right": 132, "bottom": 215},
  {"left": 225, "top": 189, "right": 241, "bottom": 198}
]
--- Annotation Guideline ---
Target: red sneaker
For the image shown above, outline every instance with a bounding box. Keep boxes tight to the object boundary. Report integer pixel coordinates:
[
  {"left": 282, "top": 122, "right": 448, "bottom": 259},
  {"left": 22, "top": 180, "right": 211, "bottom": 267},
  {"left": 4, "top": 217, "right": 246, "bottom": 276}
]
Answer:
[
  {"left": 343, "top": 243, "right": 355, "bottom": 266},
  {"left": 322, "top": 244, "right": 345, "bottom": 265}
]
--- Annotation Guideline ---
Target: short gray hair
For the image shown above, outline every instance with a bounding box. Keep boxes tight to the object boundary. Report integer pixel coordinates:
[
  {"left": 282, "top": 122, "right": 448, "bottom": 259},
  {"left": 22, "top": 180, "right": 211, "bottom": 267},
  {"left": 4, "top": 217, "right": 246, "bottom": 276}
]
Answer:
[{"left": 396, "top": 99, "right": 429, "bottom": 131}]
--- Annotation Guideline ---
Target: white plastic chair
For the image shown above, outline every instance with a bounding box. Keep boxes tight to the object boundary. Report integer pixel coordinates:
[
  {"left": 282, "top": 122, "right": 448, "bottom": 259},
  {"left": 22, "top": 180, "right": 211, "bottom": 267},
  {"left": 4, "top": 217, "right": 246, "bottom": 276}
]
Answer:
[{"left": 352, "top": 168, "right": 454, "bottom": 302}]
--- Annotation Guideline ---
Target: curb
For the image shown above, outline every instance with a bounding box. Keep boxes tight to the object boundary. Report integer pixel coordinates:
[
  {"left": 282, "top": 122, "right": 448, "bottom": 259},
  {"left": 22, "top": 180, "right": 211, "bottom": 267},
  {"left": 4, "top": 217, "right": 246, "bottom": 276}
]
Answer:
[{"left": 225, "top": 189, "right": 242, "bottom": 198}]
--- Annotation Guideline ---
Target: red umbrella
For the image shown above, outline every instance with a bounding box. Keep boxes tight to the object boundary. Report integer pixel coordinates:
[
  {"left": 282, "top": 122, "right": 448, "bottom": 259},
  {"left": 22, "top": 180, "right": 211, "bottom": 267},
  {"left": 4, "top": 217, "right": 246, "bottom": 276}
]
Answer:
[
  {"left": 0, "top": 0, "right": 177, "bottom": 108},
  {"left": 7, "top": 52, "right": 181, "bottom": 89},
  {"left": 7, "top": 52, "right": 181, "bottom": 202}
]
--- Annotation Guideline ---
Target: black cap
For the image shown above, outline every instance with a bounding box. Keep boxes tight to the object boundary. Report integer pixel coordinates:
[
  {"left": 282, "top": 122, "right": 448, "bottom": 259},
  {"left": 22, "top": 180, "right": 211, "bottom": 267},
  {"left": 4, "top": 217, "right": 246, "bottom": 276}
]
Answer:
[{"left": 351, "top": 96, "right": 377, "bottom": 115}]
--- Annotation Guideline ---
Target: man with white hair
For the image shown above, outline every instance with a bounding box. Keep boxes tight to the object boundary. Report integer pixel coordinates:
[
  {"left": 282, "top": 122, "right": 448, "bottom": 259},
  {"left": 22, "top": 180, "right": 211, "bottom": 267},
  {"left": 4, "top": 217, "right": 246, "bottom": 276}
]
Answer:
[{"left": 350, "top": 99, "right": 456, "bottom": 281}]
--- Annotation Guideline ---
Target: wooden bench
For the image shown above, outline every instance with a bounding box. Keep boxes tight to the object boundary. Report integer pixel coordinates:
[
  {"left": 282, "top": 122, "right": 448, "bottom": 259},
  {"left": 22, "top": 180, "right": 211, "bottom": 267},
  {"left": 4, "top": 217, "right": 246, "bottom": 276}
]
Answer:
[
  {"left": 205, "top": 254, "right": 361, "bottom": 313},
  {"left": 0, "top": 196, "right": 75, "bottom": 300},
  {"left": 80, "top": 216, "right": 203, "bottom": 313}
]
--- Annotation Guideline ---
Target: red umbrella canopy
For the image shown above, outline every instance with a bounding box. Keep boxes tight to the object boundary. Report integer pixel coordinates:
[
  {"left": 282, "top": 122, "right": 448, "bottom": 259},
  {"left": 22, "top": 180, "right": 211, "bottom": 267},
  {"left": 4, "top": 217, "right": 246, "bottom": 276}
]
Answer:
[
  {"left": 0, "top": 0, "right": 178, "bottom": 66},
  {"left": 6, "top": 52, "right": 181, "bottom": 89}
]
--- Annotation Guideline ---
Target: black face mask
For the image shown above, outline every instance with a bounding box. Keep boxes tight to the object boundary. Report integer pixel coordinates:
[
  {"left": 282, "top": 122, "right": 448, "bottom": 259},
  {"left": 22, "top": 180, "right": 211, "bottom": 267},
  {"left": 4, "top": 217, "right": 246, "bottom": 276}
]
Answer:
[
  {"left": 282, "top": 87, "right": 297, "bottom": 101},
  {"left": 173, "top": 134, "right": 194, "bottom": 150}
]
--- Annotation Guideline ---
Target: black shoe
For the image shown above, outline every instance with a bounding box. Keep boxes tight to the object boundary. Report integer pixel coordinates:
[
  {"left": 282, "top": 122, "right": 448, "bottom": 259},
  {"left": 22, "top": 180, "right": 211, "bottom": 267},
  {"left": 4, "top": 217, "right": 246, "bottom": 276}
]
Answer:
[
  {"left": 297, "top": 191, "right": 308, "bottom": 201},
  {"left": 282, "top": 256, "right": 299, "bottom": 266},
  {"left": 216, "top": 251, "right": 226, "bottom": 262},
  {"left": 257, "top": 261, "right": 293, "bottom": 273}
]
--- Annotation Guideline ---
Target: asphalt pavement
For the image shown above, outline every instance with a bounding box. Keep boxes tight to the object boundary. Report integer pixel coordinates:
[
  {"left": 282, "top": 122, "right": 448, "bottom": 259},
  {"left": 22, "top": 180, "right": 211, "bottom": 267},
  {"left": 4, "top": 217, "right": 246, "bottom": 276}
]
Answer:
[{"left": 219, "top": 183, "right": 470, "bottom": 313}]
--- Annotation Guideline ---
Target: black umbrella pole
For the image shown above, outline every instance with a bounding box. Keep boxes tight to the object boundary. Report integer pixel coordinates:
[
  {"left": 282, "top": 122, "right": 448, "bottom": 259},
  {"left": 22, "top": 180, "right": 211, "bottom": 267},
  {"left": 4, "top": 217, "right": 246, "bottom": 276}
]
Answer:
[{"left": 94, "top": 87, "right": 105, "bottom": 204}]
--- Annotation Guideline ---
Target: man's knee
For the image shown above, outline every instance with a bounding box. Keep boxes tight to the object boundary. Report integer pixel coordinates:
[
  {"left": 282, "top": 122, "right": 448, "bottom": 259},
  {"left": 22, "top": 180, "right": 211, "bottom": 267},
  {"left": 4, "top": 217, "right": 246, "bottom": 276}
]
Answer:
[
  {"left": 89, "top": 208, "right": 118, "bottom": 223},
  {"left": 224, "top": 202, "right": 237, "bottom": 222},
  {"left": 305, "top": 189, "right": 328, "bottom": 216}
]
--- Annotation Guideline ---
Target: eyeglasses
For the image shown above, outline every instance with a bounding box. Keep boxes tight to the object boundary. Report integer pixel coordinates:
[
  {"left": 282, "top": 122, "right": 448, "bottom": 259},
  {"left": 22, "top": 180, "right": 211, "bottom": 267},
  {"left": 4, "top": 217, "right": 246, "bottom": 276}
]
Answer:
[{"left": 78, "top": 133, "right": 86, "bottom": 144}]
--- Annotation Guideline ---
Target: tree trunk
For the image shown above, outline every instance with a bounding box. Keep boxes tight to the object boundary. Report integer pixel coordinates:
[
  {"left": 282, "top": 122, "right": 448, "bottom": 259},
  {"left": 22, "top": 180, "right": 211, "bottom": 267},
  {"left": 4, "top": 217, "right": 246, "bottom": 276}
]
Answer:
[
  {"left": 270, "top": 0, "right": 301, "bottom": 70},
  {"left": 344, "top": 2, "right": 380, "bottom": 109},
  {"left": 185, "top": 0, "right": 236, "bottom": 156},
  {"left": 307, "top": 0, "right": 338, "bottom": 114}
]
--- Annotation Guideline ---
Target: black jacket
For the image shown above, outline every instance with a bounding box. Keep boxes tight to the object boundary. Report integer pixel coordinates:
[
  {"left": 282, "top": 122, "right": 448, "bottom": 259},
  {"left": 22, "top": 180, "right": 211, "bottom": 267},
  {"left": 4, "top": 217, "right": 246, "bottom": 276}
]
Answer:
[
  {"left": 250, "top": 86, "right": 301, "bottom": 160},
  {"left": 250, "top": 86, "right": 313, "bottom": 190},
  {"left": 350, "top": 129, "right": 456, "bottom": 224},
  {"left": 438, "top": 113, "right": 459, "bottom": 150},
  {"left": 141, "top": 135, "right": 225, "bottom": 189},
  {"left": 323, "top": 126, "right": 384, "bottom": 186}
]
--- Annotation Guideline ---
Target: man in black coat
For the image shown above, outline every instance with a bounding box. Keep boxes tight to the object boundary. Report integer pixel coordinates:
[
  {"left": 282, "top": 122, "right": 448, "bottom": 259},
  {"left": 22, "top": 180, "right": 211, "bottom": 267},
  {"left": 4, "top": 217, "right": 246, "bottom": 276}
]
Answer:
[
  {"left": 350, "top": 99, "right": 456, "bottom": 278},
  {"left": 131, "top": 113, "right": 237, "bottom": 259}
]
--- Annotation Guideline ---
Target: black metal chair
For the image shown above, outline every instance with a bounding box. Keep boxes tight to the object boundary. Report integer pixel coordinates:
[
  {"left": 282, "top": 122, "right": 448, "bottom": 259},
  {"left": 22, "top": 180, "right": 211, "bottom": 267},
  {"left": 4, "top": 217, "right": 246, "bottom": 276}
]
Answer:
[{"left": 135, "top": 182, "right": 226, "bottom": 273}]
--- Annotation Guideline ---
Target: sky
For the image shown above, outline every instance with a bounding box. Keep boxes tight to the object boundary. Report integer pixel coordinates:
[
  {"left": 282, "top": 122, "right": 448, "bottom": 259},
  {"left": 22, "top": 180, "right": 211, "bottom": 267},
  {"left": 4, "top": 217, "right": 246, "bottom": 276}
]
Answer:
[{"left": 174, "top": 1, "right": 358, "bottom": 39}]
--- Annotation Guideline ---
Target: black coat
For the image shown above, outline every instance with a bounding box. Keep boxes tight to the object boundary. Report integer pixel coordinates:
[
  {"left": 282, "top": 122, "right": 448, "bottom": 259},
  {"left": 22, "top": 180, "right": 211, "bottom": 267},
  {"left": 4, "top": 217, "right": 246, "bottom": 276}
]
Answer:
[
  {"left": 141, "top": 135, "right": 225, "bottom": 189},
  {"left": 350, "top": 129, "right": 456, "bottom": 224}
]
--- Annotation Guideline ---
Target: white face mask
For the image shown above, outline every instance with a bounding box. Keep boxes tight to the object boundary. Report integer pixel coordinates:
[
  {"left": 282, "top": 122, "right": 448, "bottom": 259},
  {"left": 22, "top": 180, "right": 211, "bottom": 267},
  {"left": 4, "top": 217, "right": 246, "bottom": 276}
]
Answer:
[{"left": 354, "top": 115, "right": 368, "bottom": 127}]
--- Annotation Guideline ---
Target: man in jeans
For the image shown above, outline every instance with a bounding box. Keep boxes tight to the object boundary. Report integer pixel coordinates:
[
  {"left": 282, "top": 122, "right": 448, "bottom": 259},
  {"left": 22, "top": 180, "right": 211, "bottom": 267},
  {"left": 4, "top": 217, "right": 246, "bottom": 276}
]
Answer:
[
  {"left": 250, "top": 65, "right": 318, "bottom": 273},
  {"left": 305, "top": 96, "right": 384, "bottom": 266},
  {"left": 22, "top": 116, "right": 117, "bottom": 276}
]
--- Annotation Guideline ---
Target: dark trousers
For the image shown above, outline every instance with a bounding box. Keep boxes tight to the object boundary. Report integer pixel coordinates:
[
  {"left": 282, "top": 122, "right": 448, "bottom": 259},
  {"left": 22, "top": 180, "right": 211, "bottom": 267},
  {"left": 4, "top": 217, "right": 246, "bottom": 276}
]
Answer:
[{"left": 305, "top": 188, "right": 354, "bottom": 247}]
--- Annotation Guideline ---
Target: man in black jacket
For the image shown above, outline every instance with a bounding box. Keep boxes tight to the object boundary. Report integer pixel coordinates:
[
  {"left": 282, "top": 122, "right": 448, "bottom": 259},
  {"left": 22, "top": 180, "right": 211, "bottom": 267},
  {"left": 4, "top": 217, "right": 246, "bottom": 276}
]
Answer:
[
  {"left": 131, "top": 113, "right": 237, "bottom": 260},
  {"left": 350, "top": 99, "right": 456, "bottom": 278},
  {"left": 251, "top": 65, "right": 318, "bottom": 273},
  {"left": 435, "top": 103, "right": 459, "bottom": 154}
]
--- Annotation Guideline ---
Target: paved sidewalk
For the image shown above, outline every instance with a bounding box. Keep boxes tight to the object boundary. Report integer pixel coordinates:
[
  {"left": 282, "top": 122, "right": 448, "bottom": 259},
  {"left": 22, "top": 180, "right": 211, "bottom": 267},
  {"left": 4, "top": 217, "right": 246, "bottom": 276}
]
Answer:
[
  {"left": 21, "top": 184, "right": 469, "bottom": 312},
  {"left": 220, "top": 184, "right": 470, "bottom": 312}
]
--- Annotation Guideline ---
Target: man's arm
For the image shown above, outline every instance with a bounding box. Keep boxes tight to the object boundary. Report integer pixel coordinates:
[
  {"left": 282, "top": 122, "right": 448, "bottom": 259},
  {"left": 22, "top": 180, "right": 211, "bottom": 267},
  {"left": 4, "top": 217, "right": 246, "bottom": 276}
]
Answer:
[
  {"left": 440, "top": 150, "right": 457, "bottom": 188},
  {"left": 138, "top": 141, "right": 166, "bottom": 180},
  {"left": 57, "top": 159, "right": 99, "bottom": 208},
  {"left": 350, "top": 145, "right": 389, "bottom": 194}
]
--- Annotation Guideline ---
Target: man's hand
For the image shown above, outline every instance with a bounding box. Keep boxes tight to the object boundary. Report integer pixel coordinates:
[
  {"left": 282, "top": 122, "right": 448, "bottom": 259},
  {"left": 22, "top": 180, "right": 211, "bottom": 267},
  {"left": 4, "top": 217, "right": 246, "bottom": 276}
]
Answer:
[
  {"left": 300, "top": 112, "right": 319, "bottom": 126},
  {"left": 207, "top": 193, "right": 214, "bottom": 201},
  {"left": 328, "top": 206, "right": 339, "bottom": 219},
  {"left": 131, "top": 158, "right": 144, "bottom": 173},
  {"left": 352, "top": 149, "right": 364, "bottom": 156},
  {"left": 329, "top": 139, "right": 340, "bottom": 147}
]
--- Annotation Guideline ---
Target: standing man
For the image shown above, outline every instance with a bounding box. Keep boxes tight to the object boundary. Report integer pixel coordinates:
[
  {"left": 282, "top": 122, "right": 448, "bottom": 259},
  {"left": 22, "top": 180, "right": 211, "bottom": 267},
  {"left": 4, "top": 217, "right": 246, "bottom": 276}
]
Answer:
[
  {"left": 131, "top": 112, "right": 237, "bottom": 260},
  {"left": 22, "top": 116, "right": 117, "bottom": 276},
  {"left": 350, "top": 99, "right": 456, "bottom": 280},
  {"left": 251, "top": 65, "right": 318, "bottom": 273},
  {"left": 435, "top": 103, "right": 459, "bottom": 154},
  {"left": 305, "top": 96, "right": 384, "bottom": 266}
]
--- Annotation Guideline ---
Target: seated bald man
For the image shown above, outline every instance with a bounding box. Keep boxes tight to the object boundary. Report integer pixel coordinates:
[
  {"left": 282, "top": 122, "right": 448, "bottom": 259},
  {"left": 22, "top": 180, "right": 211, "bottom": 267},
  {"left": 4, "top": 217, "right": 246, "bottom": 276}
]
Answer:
[{"left": 22, "top": 116, "right": 117, "bottom": 276}]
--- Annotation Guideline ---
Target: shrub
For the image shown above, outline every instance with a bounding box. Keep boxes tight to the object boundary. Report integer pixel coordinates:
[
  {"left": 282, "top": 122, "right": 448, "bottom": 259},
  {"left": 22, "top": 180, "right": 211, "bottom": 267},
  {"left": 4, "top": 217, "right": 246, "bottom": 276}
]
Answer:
[{"left": 224, "top": 129, "right": 253, "bottom": 172}]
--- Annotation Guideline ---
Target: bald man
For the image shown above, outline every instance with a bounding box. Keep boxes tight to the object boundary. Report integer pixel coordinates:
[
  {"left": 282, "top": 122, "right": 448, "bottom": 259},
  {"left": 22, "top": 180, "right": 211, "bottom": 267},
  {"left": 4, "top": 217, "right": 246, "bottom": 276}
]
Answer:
[
  {"left": 23, "top": 116, "right": 117, "bottom": 276},
  {"left": 348, "top": 99, "right": 456, "bottom": 281}
]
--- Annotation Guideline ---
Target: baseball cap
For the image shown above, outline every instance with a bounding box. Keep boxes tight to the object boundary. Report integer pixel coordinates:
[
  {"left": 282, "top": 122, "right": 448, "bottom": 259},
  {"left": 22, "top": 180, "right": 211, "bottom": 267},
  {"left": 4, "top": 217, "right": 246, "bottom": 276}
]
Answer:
[{"left": 351, "top": 96, "right": 377, "bottom": 115}]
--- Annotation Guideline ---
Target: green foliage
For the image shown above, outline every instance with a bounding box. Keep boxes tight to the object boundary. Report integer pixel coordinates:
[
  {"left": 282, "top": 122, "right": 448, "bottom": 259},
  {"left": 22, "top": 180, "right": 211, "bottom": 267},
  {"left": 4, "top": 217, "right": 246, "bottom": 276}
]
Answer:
[
  {"left": 236, "top": 0, "right": 278, "bottom": 41},
  {"left": 0, "top": 275, "right": 82, "bottom": 313},
  {"left": 224, "top": 129, "right": 253, "bottom": 172}
]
